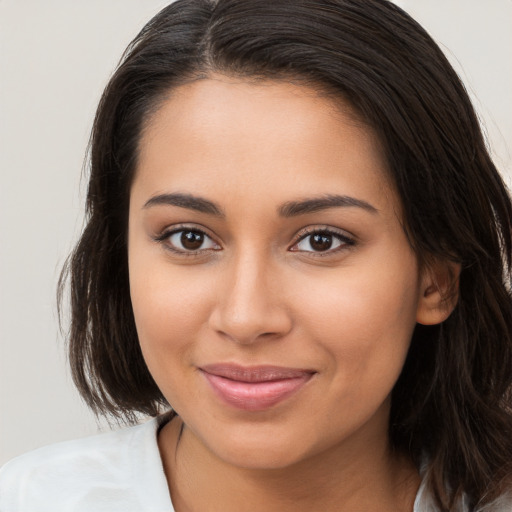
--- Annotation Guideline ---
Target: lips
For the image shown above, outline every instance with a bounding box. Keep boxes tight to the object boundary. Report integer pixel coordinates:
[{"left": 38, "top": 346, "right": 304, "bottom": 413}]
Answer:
[{"left": 200, "top": 364, "right": 315, "bottom": 411}]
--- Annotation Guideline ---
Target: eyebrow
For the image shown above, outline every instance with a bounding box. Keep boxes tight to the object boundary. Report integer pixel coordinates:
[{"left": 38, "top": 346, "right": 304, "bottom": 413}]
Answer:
[
  {"left": 143, "top": 192, "right": 378, "bottom": 218},
  {"left": 143, "top": 193, "right": 225, "bottom": 217},
  {"left": 278, "top": 194, "right": 378, "bottom": 217}
]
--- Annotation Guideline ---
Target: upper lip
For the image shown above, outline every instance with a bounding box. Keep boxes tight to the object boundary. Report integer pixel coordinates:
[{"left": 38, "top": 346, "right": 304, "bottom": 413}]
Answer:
[{"left": 199, "top": 364, "right": 315, "bottom": 383}]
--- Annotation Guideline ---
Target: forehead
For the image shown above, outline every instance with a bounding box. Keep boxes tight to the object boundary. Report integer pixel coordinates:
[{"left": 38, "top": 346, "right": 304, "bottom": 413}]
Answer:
[{"left": 133, "top": 76, "right": 397, "bottom": 217}]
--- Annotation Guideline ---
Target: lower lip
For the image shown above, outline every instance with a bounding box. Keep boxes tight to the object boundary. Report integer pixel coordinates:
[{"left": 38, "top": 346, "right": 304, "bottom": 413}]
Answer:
[{"left": 201, "top": 371, "right": 313, "bottom": 411}]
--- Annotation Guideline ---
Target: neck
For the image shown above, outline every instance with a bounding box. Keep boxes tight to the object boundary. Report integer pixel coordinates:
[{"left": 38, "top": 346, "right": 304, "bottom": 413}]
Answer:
[{"left": 158, "top": 416, "right": 420, "bottom": 512}]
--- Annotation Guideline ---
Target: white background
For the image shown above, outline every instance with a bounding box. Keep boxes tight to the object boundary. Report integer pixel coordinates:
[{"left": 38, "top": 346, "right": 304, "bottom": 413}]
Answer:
[{"left": 1, "top": 0, "right": 511, "bottom": 465}]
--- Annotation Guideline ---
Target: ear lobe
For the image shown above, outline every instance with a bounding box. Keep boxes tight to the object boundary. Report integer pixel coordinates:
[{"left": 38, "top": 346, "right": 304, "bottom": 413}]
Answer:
[{"left": 416, "top": 260, "right": 461, "bottom": 326}]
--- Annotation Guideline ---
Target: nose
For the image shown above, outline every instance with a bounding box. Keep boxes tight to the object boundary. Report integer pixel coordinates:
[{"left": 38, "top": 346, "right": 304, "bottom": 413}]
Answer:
[{"left": 208, "top": 252, "right": 293, "bottom": 345}]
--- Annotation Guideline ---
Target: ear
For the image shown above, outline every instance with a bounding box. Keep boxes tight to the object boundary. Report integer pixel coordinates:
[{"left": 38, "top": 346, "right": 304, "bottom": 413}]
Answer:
[{"left": 416, "top": 259, "right": 461, "bottom": 326}]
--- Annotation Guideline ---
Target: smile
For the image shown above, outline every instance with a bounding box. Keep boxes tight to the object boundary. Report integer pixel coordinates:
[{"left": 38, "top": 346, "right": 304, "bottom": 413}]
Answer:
[{"left": 199, "top": 364, "right": 315, "bottom": 411}]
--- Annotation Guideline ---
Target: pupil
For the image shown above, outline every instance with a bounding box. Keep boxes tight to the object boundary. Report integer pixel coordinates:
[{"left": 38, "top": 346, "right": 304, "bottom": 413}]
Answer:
[
  {"left": 311, "top": 233, "right": 332, "bottom": 251},
  {"left": 181, "top": 231, "right": 203, "bottom": 250}
]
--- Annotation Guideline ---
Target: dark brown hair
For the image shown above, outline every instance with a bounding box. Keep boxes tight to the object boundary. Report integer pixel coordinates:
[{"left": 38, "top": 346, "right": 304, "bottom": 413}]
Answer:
[{"left": 60, "top": 0, "right": 512, "bottom": 509}]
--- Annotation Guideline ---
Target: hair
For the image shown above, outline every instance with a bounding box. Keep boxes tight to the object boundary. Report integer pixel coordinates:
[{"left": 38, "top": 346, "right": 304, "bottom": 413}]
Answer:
[{"left": 59, "top": 0, "right": 512, "bottom": 509}]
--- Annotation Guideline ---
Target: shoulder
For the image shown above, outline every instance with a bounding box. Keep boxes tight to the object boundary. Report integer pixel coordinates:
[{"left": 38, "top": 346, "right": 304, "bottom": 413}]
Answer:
[
  {"left": 414, "top": 466, "right": 512, "bottom": 512},
  {"left": 0, "top": 414, "right": 174, "bottom": 512}
]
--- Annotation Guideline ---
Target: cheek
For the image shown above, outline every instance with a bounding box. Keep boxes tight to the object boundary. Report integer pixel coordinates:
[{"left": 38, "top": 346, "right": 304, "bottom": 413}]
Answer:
[
  {"left": 289, "top": 254, "right": 420, "bottom": 389},
  {"left": 129, "top": 268, "right": 217, "bottom": 412},
  {"left": 128, "top": 247, "right": 215, "bottom": 382}
]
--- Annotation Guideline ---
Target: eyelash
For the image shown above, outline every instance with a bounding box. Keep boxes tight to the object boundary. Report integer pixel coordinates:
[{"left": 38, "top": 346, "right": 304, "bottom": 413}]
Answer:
[
  {"left": 290, "top": 227, "right": 355, "bottom": 256},
  {"left": 154, "top": 225, "right": 355, "bottom": 257},
  {"left": 154, "top": 225, "right": 221, "bottom": 256}
]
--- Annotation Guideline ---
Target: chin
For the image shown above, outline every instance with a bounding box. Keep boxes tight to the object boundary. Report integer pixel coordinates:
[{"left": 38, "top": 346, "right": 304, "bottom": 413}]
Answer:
[{"left": 190, "top": 419, "right": 320, "bottom": 471}]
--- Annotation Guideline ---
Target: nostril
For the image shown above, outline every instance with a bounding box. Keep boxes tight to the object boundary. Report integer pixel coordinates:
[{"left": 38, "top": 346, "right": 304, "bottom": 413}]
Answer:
[{"left": 208, "top": 306, "right": 293, "bottom": 345}]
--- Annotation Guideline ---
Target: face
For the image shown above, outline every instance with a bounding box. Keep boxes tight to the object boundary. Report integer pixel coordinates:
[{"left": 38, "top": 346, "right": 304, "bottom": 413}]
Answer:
[{"left": 128, "top": 76, "right": 426, "bottom": 470}]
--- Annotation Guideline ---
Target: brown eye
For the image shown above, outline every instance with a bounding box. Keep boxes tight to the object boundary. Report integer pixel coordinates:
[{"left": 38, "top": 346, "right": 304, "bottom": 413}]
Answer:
[
  {"left": 292, "top": 229, "right": 354, "bottom": 254},
  {"left": 165, "top": 229, "right": 220, "bottom": 253},
  {"left": 310, "top": 233, "right": 333, "bottom": 251},
  {"left": 181, "top": 230, "right": 204, "bottom": 250}
]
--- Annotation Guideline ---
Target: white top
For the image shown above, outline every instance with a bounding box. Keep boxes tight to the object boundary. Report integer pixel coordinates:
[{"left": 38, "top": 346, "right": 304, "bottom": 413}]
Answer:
[
  {"left": 1, "top": 414, "right": 509, "bottom": 512},
  {"left": 0, "top": 415, "right": 174, "bottom": 511}
]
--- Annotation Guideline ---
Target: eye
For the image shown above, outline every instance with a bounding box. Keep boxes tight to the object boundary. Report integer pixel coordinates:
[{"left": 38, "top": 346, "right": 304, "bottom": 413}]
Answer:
[
  {"left": 291, "top": 229, "right": 354, "bottom": 253},
  {"left": 158, "top": 228, "right": 221, "bottom": 253}
]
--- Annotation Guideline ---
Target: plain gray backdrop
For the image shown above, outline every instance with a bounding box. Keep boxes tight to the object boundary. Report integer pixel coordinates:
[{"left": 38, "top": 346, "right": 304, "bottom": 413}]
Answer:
[{"left": 1, "top": 0, "right": 511, "bottom": 465}]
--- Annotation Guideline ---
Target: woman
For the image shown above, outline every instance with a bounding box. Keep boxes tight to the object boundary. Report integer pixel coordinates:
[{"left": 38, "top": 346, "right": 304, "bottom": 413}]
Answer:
[{"left": 1, "top": 0, "right": 511, "bottom": 510}]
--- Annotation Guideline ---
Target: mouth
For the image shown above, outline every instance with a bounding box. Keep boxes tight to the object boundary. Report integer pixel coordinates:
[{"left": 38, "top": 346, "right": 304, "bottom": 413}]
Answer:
[{"left": 199, "top": 364, "right": 315, "bottom": 411}]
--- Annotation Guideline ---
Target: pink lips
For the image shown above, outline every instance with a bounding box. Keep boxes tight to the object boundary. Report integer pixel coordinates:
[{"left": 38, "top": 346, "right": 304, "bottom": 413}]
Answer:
[{"left": 200, "top": 364, "right": 314, "bottom": 411}]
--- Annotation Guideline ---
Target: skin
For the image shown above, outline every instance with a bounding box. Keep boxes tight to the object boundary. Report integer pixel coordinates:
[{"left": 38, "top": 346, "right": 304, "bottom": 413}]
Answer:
[{"left": 128, "top": 76, "right": 456, "bottom": 512}]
